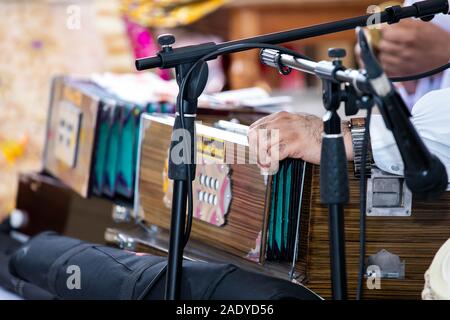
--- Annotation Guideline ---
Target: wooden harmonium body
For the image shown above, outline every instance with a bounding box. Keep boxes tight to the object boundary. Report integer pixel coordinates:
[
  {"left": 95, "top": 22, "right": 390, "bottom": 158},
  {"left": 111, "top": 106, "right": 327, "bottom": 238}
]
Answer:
[
  {"left": 136, "top": 114, "right": 450, "bottom": 299},
  {"left": 307, "top": 168, "right": 450, "bottom": 299},
  {"left": 135, "top": 114, "right": 312, "bottom": 273},
  {"left": 43, "top": 76, "right": 174, "bottom": 202},
  {"left": 15, "top": 172, "right": 113, "bottom": 243}
]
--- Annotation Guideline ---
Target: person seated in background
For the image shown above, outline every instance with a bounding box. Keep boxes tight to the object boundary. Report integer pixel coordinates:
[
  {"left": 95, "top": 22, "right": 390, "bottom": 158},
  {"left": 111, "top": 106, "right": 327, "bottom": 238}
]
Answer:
[{"left": 247, "top": 87, "right": 450, "bottom": 186}]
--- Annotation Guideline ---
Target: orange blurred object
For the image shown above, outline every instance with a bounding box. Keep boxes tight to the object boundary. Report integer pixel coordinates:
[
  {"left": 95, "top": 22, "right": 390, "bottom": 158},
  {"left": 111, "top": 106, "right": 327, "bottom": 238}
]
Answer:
[{"left": 0, "top": 136, "right": 28, "bottom": 166}]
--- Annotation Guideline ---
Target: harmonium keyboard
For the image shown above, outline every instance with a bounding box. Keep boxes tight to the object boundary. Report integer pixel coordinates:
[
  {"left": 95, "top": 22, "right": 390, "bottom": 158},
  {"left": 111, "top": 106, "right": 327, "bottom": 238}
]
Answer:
[
  {"left": 43, "top": 76, "right": 175, "bottom": 203},
  {"left": 127, "top": 114, "right": 450, "bottom": 300}
]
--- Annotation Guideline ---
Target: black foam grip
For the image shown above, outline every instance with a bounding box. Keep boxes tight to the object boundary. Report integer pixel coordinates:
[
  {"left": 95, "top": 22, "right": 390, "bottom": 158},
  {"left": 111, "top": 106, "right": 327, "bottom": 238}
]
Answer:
[{"left": 320, "top": 136, "right": 350, "bottom": 204}]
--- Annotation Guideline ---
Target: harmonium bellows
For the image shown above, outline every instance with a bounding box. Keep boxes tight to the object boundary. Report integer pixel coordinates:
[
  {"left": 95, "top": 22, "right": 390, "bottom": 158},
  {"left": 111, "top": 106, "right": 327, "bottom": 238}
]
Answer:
[{"left": 43, "top": 76, "right": 174, "bottom": 202}]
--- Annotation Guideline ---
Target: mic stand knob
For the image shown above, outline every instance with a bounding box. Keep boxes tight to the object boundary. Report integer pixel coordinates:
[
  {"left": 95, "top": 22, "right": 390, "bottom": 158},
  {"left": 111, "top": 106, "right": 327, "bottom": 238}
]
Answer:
[
  {"left": 158, "top": 34, "right": 176, "bottom": 52},
  {"left": 328, "top": 48, "right": 346, "bottom": 63}
]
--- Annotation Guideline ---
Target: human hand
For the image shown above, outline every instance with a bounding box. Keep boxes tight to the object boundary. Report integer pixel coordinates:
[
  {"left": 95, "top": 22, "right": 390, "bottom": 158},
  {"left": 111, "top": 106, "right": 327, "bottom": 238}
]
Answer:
[
  {"left": 377, "top": 19, "right": 450, "bottom": 77},
  {"left": 248, "top": 112, "right": 353, "bottom": 174}
]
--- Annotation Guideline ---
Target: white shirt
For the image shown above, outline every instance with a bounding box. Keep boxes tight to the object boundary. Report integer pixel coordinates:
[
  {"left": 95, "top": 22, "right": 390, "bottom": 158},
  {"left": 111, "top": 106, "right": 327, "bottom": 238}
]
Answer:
[
  {"left": 398, "top": 0, "right": 450, "bottom": 109},
  {"left": 370, "top": 87, "right": 450, "bottom": 187},
  {"left": 0, "top": 286, "right": 21, "bottom": 300}
]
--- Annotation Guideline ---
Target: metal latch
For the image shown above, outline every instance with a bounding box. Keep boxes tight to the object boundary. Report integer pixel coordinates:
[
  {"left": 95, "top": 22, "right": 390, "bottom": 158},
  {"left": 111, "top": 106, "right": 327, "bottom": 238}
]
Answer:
[
  {"left": 366, "top": 167, "right": 412, "bottom": 216},
  {"left": 104, "top": 228, "right": 136, "bottom": 251},
  {"left": 366, "top": 249, "right": 405, "bottom": 279},
  {"left": 112, "top": 205, "right": 133, "bottom": 223}
]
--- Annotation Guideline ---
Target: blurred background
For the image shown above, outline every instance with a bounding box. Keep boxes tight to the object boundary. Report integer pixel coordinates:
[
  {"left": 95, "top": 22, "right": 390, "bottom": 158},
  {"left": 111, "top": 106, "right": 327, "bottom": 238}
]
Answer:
[{"left": 0, "top": 0, "right": 376, "bottom": 219}]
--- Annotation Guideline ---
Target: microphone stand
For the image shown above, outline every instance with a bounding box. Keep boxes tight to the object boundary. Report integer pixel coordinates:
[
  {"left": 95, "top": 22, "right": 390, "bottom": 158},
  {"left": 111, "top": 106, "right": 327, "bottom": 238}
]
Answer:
[
  {"left": 262, "top": 47, "right": 376, "bottom": 299},
  {"left": 260, "top": 22, "right": 447, "bottom": 296},
  {"left": 319, "top": 52, "right": 351, "bottom": 300},
  {"left": 157, "top": 35, "right": 210, "bottom": 300},
  {"left": 136, "top": 0, "right": 450, "bottom": 300}
]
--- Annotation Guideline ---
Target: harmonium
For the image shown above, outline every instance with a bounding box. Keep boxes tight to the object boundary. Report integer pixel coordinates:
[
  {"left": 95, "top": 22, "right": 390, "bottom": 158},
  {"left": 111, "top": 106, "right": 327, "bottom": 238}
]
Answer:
[
  {"left": 120, "top": 113, "right": 450, "bottom": 300},
  {"left": 42, "top": 76, "right": 175, "bottom": 204},
  {"left": 42, "top": 76, "right": 266, "bottom": 204}
]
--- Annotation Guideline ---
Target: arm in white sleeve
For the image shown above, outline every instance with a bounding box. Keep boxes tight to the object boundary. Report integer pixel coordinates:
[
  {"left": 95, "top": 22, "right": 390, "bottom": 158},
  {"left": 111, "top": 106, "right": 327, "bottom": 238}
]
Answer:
[{"left": 370, "top": 88, "right": 450, "bottom": 186}]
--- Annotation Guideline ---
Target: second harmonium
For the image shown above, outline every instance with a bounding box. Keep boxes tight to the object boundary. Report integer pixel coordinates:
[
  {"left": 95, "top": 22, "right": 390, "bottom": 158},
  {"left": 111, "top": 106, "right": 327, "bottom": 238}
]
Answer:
[
  {"left": 135, "top": 114, "right": 311, "bottom": 264},
  {"left": 43, "top": 76, "right": 174, "bottom": 202}
]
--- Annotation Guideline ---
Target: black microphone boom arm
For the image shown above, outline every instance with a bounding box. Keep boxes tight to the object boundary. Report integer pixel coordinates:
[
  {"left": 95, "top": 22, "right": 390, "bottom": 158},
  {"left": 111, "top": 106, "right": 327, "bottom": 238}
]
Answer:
[{"left": 136, "top": 0, "right": 449, "bottom": 71}]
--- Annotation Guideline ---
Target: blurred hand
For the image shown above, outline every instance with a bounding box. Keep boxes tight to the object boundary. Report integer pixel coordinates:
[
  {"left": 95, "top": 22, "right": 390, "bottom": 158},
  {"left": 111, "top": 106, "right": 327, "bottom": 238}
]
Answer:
[
  {"left": 247, "top": 111, "right": 353, "bottom": 173},
  {"left": 377, "top": 19, "right": 450, "bottom": 77}
]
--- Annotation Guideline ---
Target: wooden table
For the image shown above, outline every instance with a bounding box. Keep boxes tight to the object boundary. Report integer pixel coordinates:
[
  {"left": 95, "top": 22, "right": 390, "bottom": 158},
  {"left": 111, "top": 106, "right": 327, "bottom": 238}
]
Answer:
[{"left": 222, "top": 0, "right": 376, "bottom": 88}]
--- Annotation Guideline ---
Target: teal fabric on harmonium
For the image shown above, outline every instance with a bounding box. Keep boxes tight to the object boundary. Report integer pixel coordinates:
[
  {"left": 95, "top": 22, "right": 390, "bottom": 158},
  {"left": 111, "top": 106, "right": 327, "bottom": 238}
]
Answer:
[
  {"left": 97, "top": 100, "right": 174, "bottom": 201},
  {"left": 266, "top": 159, "right": 306, "bottom": 262},
  {"left": 116, "top": 105, "right": 142, "bottom": 198},
  {"left": 75, "top": 81, "right": 175, "bottom": 202},
  {"left": 103, "top": 107, "right": 121, "bottom": 197},
  {"left": 43, "top": 76, "right": 175, "bottom": 204}
]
